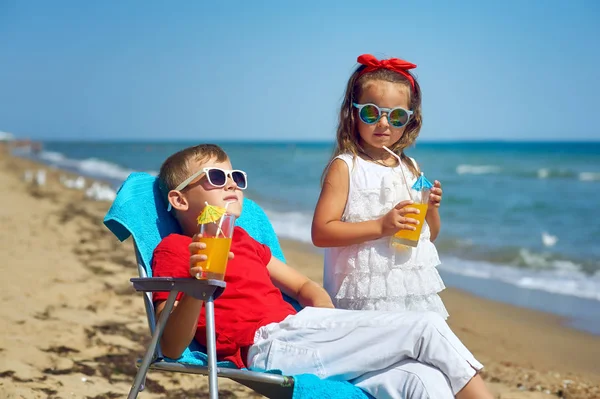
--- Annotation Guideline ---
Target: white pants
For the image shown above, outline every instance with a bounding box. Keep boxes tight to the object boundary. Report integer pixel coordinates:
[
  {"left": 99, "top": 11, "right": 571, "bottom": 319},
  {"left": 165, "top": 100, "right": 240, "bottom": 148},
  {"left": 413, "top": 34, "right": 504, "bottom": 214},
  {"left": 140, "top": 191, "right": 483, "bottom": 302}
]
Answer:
[{"left": 247, "top": 307, "right": 482, "bottom": 399}]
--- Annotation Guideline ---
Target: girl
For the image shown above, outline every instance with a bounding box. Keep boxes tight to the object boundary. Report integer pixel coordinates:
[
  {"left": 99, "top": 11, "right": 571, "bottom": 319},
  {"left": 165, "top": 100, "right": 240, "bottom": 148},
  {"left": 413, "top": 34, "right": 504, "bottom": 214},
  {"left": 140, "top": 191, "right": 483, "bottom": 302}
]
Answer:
[{"left": 312, "top": 54, "right": 448, "bottom": 318}]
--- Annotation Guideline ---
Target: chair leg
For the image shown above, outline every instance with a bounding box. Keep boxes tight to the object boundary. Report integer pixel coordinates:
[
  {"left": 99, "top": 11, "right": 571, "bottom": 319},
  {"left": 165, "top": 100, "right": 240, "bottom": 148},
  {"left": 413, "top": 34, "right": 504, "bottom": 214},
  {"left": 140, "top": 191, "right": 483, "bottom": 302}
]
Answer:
[
  {"left": 204, "top": 294, "right": 219, "bottom": 399},
  {"left": 127, "top": 290, "right": 178, "bottom": 399}
]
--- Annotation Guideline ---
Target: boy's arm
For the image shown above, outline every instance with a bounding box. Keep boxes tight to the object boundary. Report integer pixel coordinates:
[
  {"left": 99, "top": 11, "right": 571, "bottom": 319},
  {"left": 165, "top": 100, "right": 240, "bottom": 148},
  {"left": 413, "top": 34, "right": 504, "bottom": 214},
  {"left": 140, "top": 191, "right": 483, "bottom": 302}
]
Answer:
[
  {"left": 155, "top": 296, "right": 203, "bottom": 359},
  {"left": 266, "top": 256, "right": 334, "bottom": 309},
  {"left": 152, "top": 238, "right": 220, "bottom": 360}
]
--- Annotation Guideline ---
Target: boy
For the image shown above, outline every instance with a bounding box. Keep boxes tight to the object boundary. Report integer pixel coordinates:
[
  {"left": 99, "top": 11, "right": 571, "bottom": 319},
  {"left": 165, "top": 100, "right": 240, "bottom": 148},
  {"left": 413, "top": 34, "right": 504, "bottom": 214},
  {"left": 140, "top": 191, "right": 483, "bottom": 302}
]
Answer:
[{"left": 152, "top": 144, "right": 492, "bottom": 399}]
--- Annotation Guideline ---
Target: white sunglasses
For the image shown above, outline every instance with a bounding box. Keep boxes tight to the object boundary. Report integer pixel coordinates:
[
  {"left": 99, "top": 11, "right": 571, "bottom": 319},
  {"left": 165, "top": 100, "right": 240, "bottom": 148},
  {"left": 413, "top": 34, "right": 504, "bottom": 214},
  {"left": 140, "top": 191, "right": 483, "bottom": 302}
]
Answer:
[
  {"left": 167, "top": 167, "right": 248, "bottom": 211},
  {"left": 175, "top": 167, "right": 248, "bottom": 191}
]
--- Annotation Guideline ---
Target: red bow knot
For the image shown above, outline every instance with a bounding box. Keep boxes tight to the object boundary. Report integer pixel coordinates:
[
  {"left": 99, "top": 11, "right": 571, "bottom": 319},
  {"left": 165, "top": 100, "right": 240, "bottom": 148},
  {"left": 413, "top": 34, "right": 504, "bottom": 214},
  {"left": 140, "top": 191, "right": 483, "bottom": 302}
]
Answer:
[{"left": 357, "top": 54, "right": 416, "bottom": 90}]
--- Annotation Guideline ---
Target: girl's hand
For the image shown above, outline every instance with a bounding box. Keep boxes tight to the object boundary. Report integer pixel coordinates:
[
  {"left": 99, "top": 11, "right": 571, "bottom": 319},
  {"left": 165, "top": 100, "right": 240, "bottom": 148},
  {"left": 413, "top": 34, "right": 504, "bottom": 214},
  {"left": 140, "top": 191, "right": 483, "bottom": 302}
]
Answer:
[
  {"left": 379, "top": 200, "right": 421, "bottom": 236},
  {"left": 188, "top": 234, "right": 234, "bottom": 278},
  {"left": 428, "top": 180, "right": 443, "bottom": 208}
]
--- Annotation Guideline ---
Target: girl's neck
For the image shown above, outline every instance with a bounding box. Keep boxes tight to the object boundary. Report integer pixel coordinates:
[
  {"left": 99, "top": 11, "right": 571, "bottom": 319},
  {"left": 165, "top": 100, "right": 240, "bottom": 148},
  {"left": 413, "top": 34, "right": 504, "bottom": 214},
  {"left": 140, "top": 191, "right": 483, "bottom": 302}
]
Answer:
[{"left": 357, "top": 144, "right": 401, "bottom": 167}]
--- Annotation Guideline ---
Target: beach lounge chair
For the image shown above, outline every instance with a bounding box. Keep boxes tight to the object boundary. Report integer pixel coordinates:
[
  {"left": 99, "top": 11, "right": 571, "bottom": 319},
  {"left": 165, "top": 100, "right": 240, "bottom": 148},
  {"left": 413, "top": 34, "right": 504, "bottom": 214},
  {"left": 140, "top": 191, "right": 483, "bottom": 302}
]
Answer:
[{"left": 103, "top": 172, "right": 371, "bottom": 399}]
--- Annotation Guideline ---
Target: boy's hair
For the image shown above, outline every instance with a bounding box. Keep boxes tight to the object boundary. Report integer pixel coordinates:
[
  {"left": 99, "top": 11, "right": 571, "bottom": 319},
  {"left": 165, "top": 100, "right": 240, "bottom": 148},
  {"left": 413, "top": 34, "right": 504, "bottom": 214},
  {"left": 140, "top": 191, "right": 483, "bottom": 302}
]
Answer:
[
  {"left": 158, "top": 144, "right": 228, "bottom": 201},
  {"left": 326, "top": 62, "right": 422, "bottom": 179}
]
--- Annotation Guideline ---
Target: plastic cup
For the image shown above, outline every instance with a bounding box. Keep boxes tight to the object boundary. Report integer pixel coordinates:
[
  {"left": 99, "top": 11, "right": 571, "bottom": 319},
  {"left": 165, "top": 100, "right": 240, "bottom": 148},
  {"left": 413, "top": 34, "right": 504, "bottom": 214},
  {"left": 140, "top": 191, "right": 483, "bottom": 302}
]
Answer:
[
  {"left": 390, "top": 189, "right": 430, "bottom": 248},
  {"left": 196, "top": 214, "right": 236, "bottom": 280}
]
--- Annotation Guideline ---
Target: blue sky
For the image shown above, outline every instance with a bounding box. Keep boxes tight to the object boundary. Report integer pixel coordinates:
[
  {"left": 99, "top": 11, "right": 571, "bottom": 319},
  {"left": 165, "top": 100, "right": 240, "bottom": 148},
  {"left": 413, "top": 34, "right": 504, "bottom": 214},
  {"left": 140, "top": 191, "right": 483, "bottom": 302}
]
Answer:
[{"left": 0, "top": 1, "right": 598, "bottom": 141}]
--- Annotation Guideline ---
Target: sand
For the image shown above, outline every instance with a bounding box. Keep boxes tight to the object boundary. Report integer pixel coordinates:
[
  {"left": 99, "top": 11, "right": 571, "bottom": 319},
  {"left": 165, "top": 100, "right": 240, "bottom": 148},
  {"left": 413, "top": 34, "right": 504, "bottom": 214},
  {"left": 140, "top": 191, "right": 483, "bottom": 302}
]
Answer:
[{"left": 0, "top": 147, "right": 598, "bottom": 398}]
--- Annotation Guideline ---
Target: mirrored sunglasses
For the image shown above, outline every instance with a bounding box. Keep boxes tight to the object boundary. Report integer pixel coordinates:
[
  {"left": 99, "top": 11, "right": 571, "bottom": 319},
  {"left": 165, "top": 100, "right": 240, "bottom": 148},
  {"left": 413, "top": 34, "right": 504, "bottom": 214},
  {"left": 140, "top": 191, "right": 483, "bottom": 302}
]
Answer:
[{"left": 353, "top": 103, "right": 413, "bottom": 128}]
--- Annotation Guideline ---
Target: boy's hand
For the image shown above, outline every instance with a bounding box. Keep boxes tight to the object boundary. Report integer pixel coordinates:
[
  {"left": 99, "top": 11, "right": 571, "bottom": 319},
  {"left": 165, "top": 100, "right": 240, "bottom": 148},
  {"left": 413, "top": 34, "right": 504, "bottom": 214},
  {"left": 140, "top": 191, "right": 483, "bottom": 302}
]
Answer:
[
  {"left": 428, "top": 180, "right": 443, "bottom": 208},
  {"left": 188, "top": 235, "right": 234, "bottom": 278},
  {"left": 379, "top": 200, "right": 421, "bottom": 236}
]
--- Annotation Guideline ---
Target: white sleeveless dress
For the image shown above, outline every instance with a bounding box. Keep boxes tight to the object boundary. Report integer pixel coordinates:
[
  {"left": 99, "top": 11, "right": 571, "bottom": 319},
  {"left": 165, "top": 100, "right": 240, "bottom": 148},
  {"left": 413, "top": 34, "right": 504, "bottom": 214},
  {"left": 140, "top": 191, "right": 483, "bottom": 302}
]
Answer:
[{"left": 323, "top": 154, "right": 448, "bottom": 319}]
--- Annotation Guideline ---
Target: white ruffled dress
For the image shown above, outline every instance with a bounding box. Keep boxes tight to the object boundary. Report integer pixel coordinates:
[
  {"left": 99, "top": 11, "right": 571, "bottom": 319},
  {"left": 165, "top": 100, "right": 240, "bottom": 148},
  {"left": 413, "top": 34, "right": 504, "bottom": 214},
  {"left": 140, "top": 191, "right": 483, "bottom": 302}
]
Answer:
[{"left": 323, "top": 154, "right": 448, "bottom": 319}]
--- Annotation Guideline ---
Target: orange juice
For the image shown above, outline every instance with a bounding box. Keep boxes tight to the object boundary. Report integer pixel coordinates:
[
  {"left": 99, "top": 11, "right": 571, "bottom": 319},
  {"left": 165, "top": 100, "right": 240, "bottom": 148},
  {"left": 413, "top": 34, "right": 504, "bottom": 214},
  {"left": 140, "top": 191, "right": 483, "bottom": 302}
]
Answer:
[
  {"left": 196, "top": 237, "right": 232, "bottom": 280},
  {"left": 391, "top": 203, "right": 428, "bottom": 248}
]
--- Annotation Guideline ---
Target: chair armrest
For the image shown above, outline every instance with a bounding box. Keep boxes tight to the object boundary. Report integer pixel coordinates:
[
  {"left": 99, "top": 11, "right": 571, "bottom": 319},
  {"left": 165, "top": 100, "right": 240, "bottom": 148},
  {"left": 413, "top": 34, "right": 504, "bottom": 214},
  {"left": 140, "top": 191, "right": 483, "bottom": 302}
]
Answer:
[{"left": 130, "top": 277, "right": 226, "bottom": 301}]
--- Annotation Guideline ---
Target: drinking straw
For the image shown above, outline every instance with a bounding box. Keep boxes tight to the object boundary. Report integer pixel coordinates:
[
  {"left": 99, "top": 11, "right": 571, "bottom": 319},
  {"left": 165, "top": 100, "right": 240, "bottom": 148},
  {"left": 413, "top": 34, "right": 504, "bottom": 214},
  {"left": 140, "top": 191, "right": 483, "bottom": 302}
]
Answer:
[
  {"left": 216, "top": 202, "right": 231, "bottom": 238},
  {"left": 382, "top": 146, "right": 413, "bottom": 198}
]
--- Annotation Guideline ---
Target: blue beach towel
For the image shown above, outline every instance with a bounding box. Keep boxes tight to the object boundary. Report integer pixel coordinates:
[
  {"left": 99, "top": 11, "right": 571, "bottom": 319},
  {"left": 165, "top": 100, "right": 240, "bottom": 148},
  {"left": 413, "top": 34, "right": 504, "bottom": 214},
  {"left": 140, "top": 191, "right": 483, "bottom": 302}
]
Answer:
[{"left": 103, "top": 172, "right": 372, "bottom": 399}]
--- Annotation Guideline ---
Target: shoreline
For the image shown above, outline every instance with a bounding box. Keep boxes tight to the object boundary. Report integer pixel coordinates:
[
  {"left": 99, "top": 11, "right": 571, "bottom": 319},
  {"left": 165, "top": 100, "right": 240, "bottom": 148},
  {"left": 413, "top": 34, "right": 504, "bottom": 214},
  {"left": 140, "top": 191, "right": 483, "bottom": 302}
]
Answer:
[{"left": 1, "top": 146, "right": 599, "bottom": 398}]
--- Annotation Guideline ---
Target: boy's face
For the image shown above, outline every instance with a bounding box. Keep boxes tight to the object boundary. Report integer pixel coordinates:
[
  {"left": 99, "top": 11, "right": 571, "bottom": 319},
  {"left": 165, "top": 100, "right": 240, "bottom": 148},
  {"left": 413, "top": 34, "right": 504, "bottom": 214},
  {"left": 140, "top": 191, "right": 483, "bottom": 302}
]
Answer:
[{"left": 172, "top": 157, "right": 244, "bottom": 220}]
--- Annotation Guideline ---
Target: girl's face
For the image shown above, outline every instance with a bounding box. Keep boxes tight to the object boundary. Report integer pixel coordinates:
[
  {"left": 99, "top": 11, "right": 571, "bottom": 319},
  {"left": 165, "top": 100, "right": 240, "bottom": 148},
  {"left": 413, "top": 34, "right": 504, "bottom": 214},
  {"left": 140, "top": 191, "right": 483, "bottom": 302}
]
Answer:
[{"left": 355, "top": 80, "right": 411, "bottom": 152}]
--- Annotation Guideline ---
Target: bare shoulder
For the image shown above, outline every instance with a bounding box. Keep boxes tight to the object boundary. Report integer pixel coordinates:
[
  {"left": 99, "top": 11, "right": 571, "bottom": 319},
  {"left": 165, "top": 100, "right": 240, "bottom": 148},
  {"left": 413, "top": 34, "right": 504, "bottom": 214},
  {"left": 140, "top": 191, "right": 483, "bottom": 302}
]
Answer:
[
  {"left": 314, "top": 157, "right": 350, "bottom": 224},
  {"left": 323, "top": 158, "right": 350, "bottom": 187}
]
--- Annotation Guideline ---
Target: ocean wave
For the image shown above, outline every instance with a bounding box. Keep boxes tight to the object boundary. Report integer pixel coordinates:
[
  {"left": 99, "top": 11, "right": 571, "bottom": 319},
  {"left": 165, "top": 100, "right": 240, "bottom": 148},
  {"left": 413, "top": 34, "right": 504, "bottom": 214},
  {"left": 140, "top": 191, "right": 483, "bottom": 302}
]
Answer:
[
  {"left": 515, "top": 248, "right": 583, "bottom": 271},
  {"left": 519, "top": 168, "right": 599, "bottom": 181},
  {"left": 536, "top": 168, "right": 576, "bottom": 179},
  {"left": 455, "top": 164, "right": 599, "bottom": 182},
  {"left": 12, "top": 149, "right": 160, "bottom": 204},
  {"left": 85, "top": 182, "right": 117, "bottom": 202},
  {"left": 579, "top": 172, "right": 600, "bottom": 181},
  {"left": 534, "top": 168, "right": 600, "bottom": 181},
  {"left": 76, "top": 157, "right": 134, "bottom": 181},
  {"left": 31, "top": 150, "right": 158, "bottom": 184},
  {"left": 439, "top": 235, "right": 594, "bottom": 273},
  {"left": 541, "top": 231, "right": 558, "bottom": 247},
  {"left": 39, "top": 151, "right": 67, "bottom": 163},
  {"left": 439, "top": 257, "right": 600, "bottom": 301},
  {"left": 264, "top": 209, "right": 313, "bottom": 244},
  {"left": 456, "top": 164, "right": 501, "bottom": 175}
]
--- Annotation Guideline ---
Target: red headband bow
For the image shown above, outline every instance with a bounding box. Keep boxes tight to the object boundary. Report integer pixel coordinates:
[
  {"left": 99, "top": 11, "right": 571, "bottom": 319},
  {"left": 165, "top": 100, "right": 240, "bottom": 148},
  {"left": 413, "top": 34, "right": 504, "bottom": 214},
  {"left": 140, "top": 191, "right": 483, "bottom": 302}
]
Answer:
[{"left": 357, "top": 54, "right": 417, "bottom": 90}]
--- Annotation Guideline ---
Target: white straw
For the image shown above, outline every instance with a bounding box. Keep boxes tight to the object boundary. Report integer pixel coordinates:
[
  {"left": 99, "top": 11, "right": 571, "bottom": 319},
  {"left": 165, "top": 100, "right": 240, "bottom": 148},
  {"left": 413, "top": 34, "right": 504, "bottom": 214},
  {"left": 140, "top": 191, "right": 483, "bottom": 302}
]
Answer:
[
  {"left": 216, "top": 202, "right": 231, "bottom": 238},
  {"left": 382, "top": 146, "right": 413, "bottom": 199}
]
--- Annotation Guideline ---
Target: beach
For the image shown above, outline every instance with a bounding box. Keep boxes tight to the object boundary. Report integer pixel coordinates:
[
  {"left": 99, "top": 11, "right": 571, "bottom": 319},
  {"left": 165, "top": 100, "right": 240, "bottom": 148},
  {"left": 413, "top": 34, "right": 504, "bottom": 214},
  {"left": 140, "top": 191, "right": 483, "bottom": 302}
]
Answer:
[{"left": 0, "top": 147, "right": 599, "bottom": 398}]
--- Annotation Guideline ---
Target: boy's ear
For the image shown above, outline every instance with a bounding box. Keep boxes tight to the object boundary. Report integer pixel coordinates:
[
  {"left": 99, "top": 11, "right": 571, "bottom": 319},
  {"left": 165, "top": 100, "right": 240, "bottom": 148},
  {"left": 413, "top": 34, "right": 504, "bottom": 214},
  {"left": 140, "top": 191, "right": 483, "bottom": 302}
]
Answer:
[{"left": 168, "top": 190, "right": 189, "bottom": 211}]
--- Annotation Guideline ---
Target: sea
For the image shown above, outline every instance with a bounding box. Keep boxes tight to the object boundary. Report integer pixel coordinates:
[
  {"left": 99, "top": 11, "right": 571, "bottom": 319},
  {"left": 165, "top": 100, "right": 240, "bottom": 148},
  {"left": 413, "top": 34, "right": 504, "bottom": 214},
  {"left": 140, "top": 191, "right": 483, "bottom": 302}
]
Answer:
[{"left": 13, "top": 140, "right": 600, "bottom": 334}]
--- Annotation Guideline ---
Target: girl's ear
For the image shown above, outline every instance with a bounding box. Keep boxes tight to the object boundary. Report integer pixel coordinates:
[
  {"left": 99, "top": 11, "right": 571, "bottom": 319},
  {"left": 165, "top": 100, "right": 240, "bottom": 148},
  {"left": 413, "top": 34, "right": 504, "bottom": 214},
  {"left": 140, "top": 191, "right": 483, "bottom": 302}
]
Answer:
[{"left": 168, "top": 190, "right": 189, "bottom": 211}]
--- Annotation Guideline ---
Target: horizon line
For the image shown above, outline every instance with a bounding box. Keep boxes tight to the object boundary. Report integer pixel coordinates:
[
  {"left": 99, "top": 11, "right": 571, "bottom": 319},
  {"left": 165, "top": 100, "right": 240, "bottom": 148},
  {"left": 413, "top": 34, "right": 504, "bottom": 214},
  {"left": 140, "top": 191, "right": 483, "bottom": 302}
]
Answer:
[{"left": 27, "top": 137, "right": 600, "bottom": 144}]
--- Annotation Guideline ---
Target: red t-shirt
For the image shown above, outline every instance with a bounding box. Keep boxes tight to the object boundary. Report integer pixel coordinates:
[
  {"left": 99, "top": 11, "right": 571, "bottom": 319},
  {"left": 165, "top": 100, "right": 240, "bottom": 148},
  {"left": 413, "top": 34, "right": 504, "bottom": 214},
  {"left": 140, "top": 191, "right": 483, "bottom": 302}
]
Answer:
[{"left": 152, "top": 226, "right": 297, "bottom": 368}]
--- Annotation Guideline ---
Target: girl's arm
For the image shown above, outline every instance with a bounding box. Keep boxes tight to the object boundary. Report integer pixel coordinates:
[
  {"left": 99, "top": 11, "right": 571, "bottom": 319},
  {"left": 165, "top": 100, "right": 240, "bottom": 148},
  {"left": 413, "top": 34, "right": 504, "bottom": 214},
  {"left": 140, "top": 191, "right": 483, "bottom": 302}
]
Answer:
[
  {"left": 312, "top": 159, "right": 419, "bottom": 247},
  {"left": 311, "top": 159, "right": 384, "bottom": 247}
]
